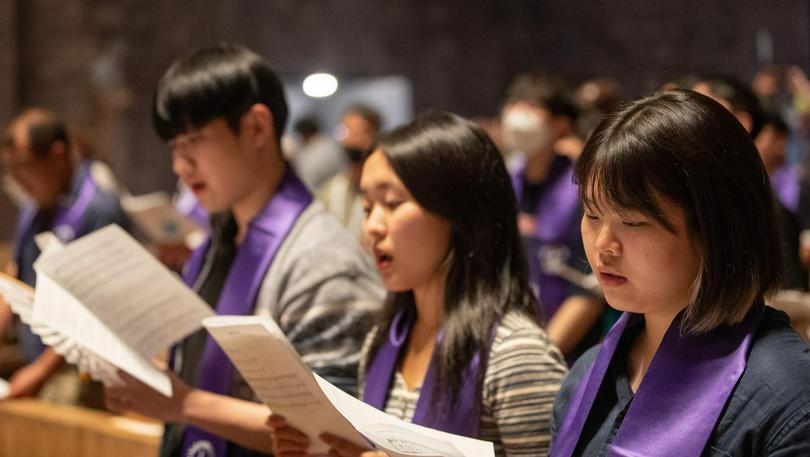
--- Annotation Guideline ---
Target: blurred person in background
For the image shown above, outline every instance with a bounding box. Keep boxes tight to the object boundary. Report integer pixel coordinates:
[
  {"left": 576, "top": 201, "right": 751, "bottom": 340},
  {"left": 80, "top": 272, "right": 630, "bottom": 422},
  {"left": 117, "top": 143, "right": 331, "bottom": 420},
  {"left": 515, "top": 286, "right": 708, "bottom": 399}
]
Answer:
[
  {"left": 501, "top": 72, "right": 605, "bottom": 362},
  {"left": 693, "top": 75, "right": 806, "bottom": 290},
  {"left": 319, "top": 104, "right": 383, "bottom": 241},
  {"left": 289, "top": 116, "right": 345, "bottom": 191},
  {"left": 0, "top": 108, "right": 131, "bottom": 403}
]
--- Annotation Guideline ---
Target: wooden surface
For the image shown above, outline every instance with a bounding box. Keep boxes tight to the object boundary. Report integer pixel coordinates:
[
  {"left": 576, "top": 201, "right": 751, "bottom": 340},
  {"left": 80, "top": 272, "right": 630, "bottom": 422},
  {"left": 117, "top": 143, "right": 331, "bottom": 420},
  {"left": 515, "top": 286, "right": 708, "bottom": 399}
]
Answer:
[{"left": 0, "top": 399, "right": 161, "bottom": 457}]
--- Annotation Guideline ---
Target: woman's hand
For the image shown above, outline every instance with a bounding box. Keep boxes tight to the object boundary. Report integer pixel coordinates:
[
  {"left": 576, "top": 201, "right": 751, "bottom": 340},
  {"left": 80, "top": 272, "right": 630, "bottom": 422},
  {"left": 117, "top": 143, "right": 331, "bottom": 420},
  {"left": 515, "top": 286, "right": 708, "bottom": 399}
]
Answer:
[
  {"left": 105, "top": 369, "right": 191, "bottom": 422},
  {"left": 266, "top": 414, "right": 311, "bottom": 457},
  {"left": 320, "top": 433, "right": 388, "bottom": 457}
]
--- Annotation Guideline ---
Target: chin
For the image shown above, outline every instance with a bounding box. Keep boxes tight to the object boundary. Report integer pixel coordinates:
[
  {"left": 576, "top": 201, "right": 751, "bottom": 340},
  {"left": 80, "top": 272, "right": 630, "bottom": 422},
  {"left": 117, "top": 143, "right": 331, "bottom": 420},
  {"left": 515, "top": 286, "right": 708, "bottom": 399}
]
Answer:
[
  {"left": 603, "top": 295, "right": 644, "bottom": 315},
  {"left": 380, "top": 277, "right": 410, "bottom": 294}
]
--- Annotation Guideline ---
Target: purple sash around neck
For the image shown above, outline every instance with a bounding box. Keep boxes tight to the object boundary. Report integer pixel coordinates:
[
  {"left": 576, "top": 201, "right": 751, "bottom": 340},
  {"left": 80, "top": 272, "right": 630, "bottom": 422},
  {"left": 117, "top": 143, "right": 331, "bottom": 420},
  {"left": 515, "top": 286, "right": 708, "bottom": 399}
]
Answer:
[
  {"left": 13, "top": 162, "right": 97, "bottom": 266},
  {"left": 180, "top": 169, "right": 312, "bottom": 457},
  {"left": 362, "top": 304, "right": 483, "bottom": 438},
  {"left": 510, "top": 155, "right": 581, "bottom": 319},
  {"left": 551, "top": 305, "right": 764, "bottom": 457}
]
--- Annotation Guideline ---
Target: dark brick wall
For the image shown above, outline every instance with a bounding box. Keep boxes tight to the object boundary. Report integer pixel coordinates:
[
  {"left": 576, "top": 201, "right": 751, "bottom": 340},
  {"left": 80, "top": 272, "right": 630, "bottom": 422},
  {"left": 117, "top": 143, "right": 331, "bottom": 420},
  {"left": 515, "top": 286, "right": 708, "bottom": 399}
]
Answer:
[
  {"left": 0, "top": 0, "right": 18, "bottom": 239},
  {"left": 1, "top": 0, "right": 809, "bottom": 241}
]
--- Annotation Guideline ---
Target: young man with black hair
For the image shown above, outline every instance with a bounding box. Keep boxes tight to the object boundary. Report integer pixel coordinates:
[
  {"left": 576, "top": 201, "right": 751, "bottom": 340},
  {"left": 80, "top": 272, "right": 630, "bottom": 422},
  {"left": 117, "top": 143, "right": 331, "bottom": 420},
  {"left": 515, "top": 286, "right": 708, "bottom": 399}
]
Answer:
[
  {"left": 105, "top": 43, "right": 383, "bottom": 457},
  {"left": 0, "top": 108, "right": 131, "bottom": 400}
]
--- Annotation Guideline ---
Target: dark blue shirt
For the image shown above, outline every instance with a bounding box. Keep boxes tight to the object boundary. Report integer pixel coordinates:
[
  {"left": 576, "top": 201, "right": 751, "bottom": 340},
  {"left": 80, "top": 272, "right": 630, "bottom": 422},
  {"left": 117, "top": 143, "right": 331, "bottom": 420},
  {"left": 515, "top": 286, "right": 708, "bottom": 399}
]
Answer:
[
  {"left": 14, "top": 165, "right": 130, "bottom": 361},
  {"left": 551, "top": 307, "right": 810, "bottom": 456}
]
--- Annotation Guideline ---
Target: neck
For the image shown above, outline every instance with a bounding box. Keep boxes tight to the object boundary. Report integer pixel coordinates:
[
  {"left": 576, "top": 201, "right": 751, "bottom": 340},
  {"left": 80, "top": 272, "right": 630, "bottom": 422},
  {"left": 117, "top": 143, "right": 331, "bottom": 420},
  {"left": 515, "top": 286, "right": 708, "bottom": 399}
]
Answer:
[
  {"left": 627, "top": 307, "right": 683, "bottom": 392},
  {"left": 524, "top": 149, "right": 556, "bottom": 183},
  {"left": 232, "top": 154, "right": 286, "bottom": 244},
  {"left": 412, "top": 271, "right": 447, "bottom": 337},
  {"left": 41, "top": 162, "right": 77, "bottom": 210}
]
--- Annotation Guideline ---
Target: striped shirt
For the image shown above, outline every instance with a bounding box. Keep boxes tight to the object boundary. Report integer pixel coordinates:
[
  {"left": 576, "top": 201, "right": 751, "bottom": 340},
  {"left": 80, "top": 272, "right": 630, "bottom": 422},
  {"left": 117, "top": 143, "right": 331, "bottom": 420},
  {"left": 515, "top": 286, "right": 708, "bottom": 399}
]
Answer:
[{"left": 359, "top": 311, "right": 568, "bottom": 457}]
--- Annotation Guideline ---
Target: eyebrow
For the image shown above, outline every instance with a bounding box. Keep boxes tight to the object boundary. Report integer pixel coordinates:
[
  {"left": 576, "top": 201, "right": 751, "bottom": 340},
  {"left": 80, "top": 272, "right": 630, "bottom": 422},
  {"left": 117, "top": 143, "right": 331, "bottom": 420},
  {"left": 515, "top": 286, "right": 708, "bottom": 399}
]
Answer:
[{"left": 359, "top": 182, "right": 394, "bottom": 197}]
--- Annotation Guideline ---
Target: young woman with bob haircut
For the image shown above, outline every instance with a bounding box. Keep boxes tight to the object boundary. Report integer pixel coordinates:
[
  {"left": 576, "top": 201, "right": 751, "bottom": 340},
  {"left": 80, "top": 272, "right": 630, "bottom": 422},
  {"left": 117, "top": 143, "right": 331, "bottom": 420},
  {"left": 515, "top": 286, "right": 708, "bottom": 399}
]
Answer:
[
  {"left": 268, "top": 111, "right": 568, "bottom": 457},
  {"left": 551, "top": 89, "right": 810, "bottom": 457}
]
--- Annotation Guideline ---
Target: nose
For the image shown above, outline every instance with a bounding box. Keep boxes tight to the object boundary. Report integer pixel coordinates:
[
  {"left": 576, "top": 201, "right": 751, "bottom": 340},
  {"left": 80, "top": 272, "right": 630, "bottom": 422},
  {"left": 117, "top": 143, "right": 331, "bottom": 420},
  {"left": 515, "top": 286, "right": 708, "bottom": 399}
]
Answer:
[
  {"left": 172, "top": 150, "right": 194, "bottom": 179},
  {"left": 594, "top": 223, "right": 621, "bottom": 257},
  {"left": 363, "top": 205, "right": 387, "bottom": 242}
]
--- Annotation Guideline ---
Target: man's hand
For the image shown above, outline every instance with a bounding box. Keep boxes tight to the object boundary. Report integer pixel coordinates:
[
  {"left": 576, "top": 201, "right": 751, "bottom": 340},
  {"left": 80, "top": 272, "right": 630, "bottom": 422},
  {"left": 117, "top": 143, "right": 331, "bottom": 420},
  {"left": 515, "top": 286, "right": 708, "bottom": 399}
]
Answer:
[{"left": 7, "top": 361, "right": 49, "bottom": 398}]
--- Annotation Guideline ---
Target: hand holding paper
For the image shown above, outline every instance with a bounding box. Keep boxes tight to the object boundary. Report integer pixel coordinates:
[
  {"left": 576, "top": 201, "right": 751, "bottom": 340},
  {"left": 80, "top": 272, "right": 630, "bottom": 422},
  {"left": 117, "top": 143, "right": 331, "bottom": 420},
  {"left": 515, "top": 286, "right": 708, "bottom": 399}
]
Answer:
[
  {"left": 25, "top": 224, "right": 213, "bottom": 395},
  {"left": 203, "top": 315, "right": 494, "bottom": 457}
]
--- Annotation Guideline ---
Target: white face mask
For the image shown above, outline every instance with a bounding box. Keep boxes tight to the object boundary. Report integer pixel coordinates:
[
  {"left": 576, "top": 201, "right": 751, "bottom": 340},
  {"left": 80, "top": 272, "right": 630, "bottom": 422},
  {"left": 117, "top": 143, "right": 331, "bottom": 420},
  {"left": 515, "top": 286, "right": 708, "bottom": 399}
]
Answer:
[{"left": 501, "top": 108, "right": 553, "bottom": 155}]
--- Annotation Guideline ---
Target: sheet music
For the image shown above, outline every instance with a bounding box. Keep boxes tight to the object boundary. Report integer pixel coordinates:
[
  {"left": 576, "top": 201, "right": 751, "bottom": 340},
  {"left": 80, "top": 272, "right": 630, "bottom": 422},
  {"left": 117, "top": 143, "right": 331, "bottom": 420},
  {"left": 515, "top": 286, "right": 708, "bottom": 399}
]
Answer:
[
  {"left": 204, "top": 315, "right": 366, "bottom": 456},
  {"left": 33, "top": 224, "right": 213, "bottom": 357},
  {"left": 203, "top": 316, "right": 494, "bottom": 457},
  {"left": 122, "top": 191, "right": 204, "bottom": 245},
  {"left": 316, "top": 377, "right": 493, "bottom": 457},
  {"left": 30, "top": 224, "right": 214, "bottom": 395}
]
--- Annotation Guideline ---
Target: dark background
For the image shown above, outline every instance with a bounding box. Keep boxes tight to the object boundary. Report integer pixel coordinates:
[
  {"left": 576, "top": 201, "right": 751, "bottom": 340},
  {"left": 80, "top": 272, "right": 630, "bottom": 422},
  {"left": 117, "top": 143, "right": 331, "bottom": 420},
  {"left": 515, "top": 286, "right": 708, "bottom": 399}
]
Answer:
[{"left": 1, "top": 0, "right": 809, "bottom": 240}]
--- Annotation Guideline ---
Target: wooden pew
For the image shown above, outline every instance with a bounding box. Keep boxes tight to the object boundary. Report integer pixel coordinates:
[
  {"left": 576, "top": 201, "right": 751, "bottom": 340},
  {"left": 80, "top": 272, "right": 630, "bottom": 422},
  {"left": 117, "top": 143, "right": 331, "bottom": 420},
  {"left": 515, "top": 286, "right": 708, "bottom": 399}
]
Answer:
[{"left": 0, "top": 399, "right": 161, "bottom": 457}]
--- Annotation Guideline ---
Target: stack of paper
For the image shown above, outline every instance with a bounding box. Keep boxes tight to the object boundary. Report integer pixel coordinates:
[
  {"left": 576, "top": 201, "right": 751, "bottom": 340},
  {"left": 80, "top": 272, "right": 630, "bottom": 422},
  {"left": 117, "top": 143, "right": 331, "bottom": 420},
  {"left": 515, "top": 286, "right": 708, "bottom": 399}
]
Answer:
[
  {"left": 203, "top": 316, "right": 494, "bottom": 457},
  {"left": 0, "top": 224, "right": 215, "bottom": 396},
  {"left": 122, "top": 192, "right": 205, "bottom": 246}
]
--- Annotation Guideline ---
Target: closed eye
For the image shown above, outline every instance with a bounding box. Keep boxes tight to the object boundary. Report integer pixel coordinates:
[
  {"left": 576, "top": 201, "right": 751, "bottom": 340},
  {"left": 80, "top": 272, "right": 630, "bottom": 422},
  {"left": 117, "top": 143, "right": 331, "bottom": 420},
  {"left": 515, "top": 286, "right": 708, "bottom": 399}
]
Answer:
[{"left": 622, "top": 221, "right": 648, "bottom": 228}]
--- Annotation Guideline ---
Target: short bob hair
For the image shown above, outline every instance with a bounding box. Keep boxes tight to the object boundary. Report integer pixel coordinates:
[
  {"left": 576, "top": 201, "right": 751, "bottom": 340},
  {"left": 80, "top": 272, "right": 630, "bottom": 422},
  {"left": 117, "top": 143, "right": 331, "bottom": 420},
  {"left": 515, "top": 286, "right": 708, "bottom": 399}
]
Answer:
[
  {"left": 365, "top": 111, "right": 538, "bottom": 405},
  {"left": 152, "top": 42, "right": 288, "bottom": 144},
  {"left": 576, "top": 89, "right": 783, "bottom": 334}
]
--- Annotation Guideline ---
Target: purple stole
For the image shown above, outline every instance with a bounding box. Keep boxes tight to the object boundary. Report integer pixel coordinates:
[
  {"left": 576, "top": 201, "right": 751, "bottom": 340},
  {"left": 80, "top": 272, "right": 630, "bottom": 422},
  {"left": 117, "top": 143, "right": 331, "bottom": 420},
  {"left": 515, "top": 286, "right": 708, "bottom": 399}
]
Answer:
[
  {"left": 510, "top": 155, "right": 581, "bottom": 319},
  {"left": 179, "top": 170, "right": 312, "bottom": 457},
  {"left": 362, "top": 305, "right": 483, "bottom": 437},
  {"left": 13, "top": 163, "right": 97, "bottom": 266},
  {"left": 770, "top": 165, "right": 800, "bottom": 214},
  {"left": 551, "top": 305, "right": 764, "bottom": 457}
]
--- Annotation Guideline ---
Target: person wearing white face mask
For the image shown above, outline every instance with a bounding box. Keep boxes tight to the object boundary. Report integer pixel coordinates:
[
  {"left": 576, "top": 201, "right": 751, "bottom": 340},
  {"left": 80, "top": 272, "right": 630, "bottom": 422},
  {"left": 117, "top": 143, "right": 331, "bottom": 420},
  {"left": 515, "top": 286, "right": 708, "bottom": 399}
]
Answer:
[{"left": 502, "top": 72, "right": 606, "bottom": 364}]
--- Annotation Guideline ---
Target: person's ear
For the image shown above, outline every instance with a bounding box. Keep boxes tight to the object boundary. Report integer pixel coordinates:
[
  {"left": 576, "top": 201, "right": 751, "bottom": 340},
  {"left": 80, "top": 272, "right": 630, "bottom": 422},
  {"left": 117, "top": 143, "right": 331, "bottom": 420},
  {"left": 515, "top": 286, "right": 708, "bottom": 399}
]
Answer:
[{"left": 242, "top": 104, "right": 276, "bottom": 149}]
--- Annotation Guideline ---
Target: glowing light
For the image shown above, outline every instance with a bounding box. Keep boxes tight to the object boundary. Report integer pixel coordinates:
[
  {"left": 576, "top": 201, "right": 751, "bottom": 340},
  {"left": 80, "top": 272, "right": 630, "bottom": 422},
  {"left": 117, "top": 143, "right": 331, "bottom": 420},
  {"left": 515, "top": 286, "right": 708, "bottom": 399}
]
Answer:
[{"left": 303, "top": 73, "right": 338, "bottom": 98}]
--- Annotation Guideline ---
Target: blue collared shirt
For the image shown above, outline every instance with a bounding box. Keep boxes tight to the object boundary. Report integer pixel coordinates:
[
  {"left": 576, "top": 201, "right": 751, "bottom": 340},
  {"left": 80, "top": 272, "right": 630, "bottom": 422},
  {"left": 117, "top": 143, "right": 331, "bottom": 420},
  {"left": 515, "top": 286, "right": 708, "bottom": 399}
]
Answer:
[{"left": 551, "top": 307, "right": 810, "bottom": 456}]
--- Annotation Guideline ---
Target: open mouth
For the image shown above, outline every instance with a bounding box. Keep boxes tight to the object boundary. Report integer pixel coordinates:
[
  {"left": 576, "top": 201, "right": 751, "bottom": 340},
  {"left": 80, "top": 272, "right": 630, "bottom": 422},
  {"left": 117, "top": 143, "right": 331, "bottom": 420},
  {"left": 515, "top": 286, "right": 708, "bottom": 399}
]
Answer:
[
  {"left": 189, "top": 182, "right": 207, "bottom": 195},
  {"left": 373, "top": 249, "right": 393, "bottom": 270}
]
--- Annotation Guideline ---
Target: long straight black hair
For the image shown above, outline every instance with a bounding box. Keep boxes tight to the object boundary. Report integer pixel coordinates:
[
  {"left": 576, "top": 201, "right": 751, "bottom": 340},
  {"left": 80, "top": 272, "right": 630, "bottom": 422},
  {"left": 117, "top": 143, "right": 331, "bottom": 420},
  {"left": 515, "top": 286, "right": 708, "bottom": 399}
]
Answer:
[{"left": 365, "top": 111, "right": 539, "bottom": 405}]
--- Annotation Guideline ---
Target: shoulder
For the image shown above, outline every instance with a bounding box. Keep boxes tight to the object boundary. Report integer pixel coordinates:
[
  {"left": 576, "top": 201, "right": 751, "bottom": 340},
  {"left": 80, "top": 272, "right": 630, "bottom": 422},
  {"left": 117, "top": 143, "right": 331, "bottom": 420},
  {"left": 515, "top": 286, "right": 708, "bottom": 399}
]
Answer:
[
  {"left": 273, "top": 202, "right": 378, "bottom": 280},
  {"left": 552, "top": 343, "right": 599, "bottom": 424},
  {"left": 79, "top": 188, "right": 130, "bottom": 234},
  {"left": 282, "top": 202, "right": 366, "bottom": 263},
  {"left": 740, "top": 307, "right": 810, "bottom": 402},
  {"left": 485, "top": 311, "right": 568, "bottom": 387},
  {"left": 258, "top": 201, "right": 384, "bottom": 313},
  {"left": 713, "top": 307, "right": 810, "bottom": 453}
]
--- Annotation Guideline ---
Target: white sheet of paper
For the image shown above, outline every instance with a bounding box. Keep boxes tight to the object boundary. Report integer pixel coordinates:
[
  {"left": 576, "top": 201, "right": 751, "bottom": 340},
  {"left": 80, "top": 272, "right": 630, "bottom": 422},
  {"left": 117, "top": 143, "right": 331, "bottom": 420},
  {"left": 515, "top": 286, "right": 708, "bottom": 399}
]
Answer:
[
  {"left": 316, "top": 377, "right": 493, "bottom": 457},
  {"left": 0, "top": 378, "right": 9, "bottom": 399},
  {"left": 204, "top": 315, "right": 368, "bottom": 455},
  {"left": 122, "top": 192, "right": 204, "bottom": 244},
  {"left": 203, "top": 315, "right": 495, "bottom": 457},
  {"left": 0, "top": 272, "right": 35, "bottom": 321},
  {"left": 32, "top": 224, "right": 214, "bottom": 395}
]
